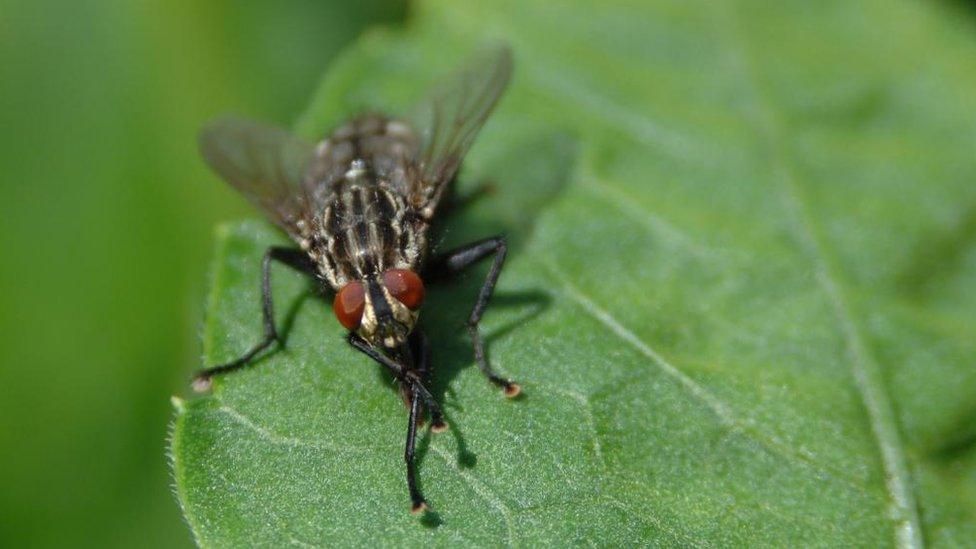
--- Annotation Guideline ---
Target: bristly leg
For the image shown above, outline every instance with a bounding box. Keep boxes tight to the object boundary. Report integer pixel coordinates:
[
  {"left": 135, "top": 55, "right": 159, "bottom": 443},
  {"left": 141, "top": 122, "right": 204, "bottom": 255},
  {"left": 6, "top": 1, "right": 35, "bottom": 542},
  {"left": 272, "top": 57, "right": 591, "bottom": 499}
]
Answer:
[
  {"left": 347, "top": 331, "right": 445, "bottom": 513},
  {"left": 192, "top": 246, "right": 315, "bottom": 391},
  {"left": 410, "top": 329, "right": 449, "bottom": 433},
  {"left": 426, "top": 235, "right": 520, "bottom": 398},
  {"left": 405, "top": 392, "right": 426, "bottom": 514},
  {"left": 346, "top": 333, "right": 447, "bottom": 430}
]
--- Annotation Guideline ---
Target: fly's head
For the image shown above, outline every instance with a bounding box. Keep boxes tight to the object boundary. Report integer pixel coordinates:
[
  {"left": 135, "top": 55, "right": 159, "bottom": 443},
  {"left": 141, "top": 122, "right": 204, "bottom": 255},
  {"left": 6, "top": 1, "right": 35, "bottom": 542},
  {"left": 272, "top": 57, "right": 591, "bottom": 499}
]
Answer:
[{"left": 333, "top": 269, "right": 425, "bottom": 348}]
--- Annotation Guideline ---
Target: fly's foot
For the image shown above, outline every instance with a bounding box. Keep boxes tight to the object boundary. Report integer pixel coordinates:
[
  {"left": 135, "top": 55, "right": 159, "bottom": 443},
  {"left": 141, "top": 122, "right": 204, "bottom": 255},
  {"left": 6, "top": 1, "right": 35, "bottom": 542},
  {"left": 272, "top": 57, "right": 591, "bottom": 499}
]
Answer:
[
  {"left": 410, "top": 500, "right": 429, "bottom": 515},
  {"left": 431, "top": 420, "right": 450, "bottom": 434},
  {"left": 503, "top": 382, "right": 522, "bottom": 398}
]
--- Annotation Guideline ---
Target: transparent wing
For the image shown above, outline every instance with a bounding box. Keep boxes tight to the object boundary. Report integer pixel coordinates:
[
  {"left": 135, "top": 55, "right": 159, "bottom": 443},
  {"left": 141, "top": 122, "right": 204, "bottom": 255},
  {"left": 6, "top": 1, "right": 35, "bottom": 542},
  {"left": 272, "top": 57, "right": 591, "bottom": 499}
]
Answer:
[
  {"left": 199, "top": 117, "right": 318, "bottom": 233},
  {"left": 406, "top": 44, "right": 513, "bottom": 214}
]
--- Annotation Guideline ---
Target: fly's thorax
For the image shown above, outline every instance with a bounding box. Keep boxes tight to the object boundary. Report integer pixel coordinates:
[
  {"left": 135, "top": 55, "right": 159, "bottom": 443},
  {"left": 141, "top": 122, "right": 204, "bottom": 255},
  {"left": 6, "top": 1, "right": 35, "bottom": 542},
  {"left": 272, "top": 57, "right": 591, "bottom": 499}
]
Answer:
[{"left": 311, "top": 182, "right": 425, "bottom": 289}]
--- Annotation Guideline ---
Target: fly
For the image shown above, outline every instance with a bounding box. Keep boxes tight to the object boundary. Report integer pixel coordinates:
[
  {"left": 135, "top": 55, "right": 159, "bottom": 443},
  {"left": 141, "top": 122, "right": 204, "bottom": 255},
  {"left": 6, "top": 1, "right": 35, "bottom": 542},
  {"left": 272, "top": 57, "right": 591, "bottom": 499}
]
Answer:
[{"left": 193, "top": 45, "right": 519, "bottom": 514}]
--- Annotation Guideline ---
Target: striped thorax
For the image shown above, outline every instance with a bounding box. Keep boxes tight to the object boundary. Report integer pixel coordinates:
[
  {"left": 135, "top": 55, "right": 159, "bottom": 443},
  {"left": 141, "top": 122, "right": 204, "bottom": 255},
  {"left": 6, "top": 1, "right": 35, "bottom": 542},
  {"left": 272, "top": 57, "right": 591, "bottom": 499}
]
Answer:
[{"left": 305, "top": 116, "right": 428, "bottom": 348}]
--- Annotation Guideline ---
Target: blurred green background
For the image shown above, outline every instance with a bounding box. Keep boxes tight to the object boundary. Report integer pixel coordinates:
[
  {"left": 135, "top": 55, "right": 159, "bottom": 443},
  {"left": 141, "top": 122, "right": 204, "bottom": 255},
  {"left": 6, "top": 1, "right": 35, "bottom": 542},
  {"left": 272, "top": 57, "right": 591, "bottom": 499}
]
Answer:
[
  {"left": 0, "top": 1, "right": 405, "bottom": 546},
  {"left": 4, "top": 0, "right": 976, "bottom": 547}
]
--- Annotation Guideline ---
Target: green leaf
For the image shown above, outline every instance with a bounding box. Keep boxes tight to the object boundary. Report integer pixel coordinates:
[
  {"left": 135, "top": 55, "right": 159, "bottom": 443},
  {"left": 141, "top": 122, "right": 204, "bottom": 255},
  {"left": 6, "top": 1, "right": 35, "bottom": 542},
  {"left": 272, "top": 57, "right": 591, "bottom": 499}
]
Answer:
[{"left": 171, "top": 0, "right": 976, "bottom": 546}]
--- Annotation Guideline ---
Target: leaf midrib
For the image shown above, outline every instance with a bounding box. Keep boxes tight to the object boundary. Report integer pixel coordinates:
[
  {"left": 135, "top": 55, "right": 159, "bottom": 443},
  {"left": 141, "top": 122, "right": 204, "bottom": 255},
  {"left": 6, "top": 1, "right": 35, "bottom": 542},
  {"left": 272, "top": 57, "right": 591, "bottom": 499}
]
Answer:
[{"left": 713, "top": 3, "right": 924, "bottom": 547}]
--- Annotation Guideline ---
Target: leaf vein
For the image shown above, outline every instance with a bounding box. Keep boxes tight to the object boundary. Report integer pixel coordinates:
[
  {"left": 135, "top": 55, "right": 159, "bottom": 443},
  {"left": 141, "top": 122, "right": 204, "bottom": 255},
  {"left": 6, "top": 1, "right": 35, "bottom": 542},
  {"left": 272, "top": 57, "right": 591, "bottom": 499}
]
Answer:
[
  {"left": 429, "top": 445, "right": 517, "bottom": 546},
  {"left": 579, "top": 179, "right": 714, "bottom": 259},
  {"left": 526, "top": 65, "right": 702, "bottom": 163},
  {"left": 215, "top": 401, "right": 374, "bottom": 455},
  {"left": 714, "top": 4, "right": 923, "bottom": 547},
  {"left": 551, "top": 387, "right": 607, "bottom": 473},
  {"left": 543, "top": 262, "right": 866, "bottom": 488}
]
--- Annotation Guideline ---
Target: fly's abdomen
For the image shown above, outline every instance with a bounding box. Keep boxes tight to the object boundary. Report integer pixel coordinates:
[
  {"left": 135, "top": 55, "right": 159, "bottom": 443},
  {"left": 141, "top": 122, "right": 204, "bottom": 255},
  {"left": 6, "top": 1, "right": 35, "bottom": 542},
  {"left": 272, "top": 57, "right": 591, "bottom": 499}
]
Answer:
[{"left": 309, "top": 114, "right": 419, "bottom": 198}]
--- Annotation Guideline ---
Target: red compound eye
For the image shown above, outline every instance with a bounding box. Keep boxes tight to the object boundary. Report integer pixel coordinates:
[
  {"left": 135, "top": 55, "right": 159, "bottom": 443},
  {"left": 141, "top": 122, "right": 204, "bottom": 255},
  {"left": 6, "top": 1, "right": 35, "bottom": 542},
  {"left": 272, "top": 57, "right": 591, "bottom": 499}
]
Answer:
[
  {"left": 383, "top": 269, "right": 425, "bottom": 310},
  {"left": 333, "top": 280, "right": 365, "bottom": 330}
]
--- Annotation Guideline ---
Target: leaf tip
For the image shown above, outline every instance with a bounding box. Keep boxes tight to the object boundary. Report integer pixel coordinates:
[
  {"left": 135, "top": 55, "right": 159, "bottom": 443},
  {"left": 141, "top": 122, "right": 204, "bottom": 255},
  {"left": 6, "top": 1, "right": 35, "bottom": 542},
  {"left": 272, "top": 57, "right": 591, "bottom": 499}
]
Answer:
[{"left": 170, "top": 395, "right": 186, "bottom": 413}]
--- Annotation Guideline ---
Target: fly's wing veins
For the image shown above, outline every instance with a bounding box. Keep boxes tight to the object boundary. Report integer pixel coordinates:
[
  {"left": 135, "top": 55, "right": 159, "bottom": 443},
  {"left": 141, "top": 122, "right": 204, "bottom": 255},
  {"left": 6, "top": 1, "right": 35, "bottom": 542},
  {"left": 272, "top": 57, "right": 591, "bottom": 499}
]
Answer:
[
  {"left": 406, "top": 44, "right": 513, "bottom": 217},
  {"left": 199, "top": 117, "right": 318, "bottom": 236}
]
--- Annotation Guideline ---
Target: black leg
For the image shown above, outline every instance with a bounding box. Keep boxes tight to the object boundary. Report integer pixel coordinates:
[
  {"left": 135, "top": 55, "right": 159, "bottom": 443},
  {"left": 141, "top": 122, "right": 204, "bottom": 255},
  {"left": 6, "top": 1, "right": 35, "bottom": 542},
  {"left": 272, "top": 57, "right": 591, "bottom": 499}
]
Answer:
[
  {"left": 192, "top": 246, "right": 315, "bottom": 391},
  {"left": 405, "top": 391, "right": 426, "bottom": 514},
  {"left": 410, "top": 329, "right": 448, "bottom": 433},
  {"left": 426, "top": 235, "right": 520, "bottom": 397},
  {"left": 411, "top": 328, "right": 431, "bottom": 378},
  {"left": 346, "top": 334, "right": 447, "bottom": 430}
]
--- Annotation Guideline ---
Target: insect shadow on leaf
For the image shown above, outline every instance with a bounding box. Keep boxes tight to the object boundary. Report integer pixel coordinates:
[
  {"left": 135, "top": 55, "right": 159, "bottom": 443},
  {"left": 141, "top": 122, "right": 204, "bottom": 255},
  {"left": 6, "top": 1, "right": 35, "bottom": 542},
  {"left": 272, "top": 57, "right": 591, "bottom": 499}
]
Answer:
[
  {"left": 895, "top": 200, "right": 976, "bottom": 299},
  {"left": 405, "top": 129, "right": 577, "bottom": 487}
]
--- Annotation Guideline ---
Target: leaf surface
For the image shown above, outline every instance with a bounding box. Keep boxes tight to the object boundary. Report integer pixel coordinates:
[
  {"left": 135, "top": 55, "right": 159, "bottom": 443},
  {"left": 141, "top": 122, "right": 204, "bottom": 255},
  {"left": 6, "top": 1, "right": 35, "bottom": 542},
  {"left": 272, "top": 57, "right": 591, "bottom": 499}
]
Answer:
[{"left": 171, "top": 0, "right": 976, "bottom": 546}]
